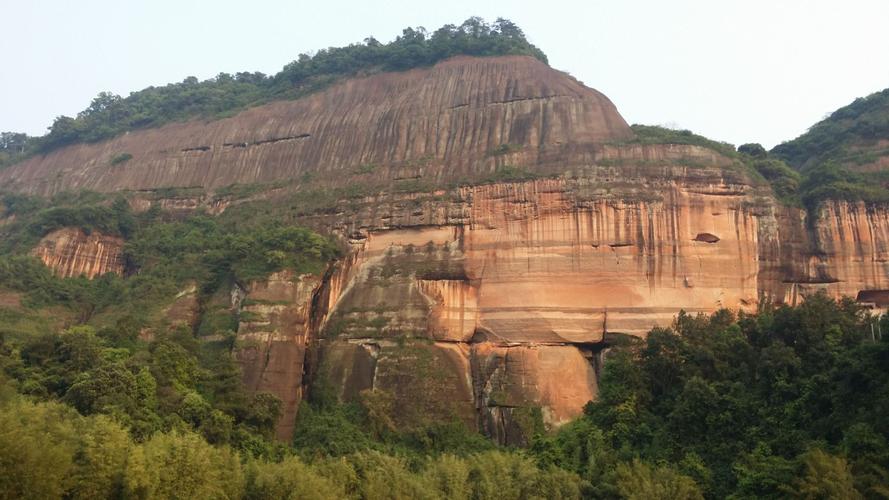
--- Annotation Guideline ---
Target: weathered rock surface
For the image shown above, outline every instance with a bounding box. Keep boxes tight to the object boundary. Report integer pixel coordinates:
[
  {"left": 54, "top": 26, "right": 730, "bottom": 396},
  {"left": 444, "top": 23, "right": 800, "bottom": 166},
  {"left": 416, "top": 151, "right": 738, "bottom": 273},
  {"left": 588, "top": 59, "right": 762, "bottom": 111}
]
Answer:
[
  {"left": 303, "top": 173, "right": 889, "bottom": 442},
  {"left": 764, "top": 200, "right": 889, "bottom": 305},
  {"left": 36, "top": 173, "right": 889, "bottom": 442},
  {"left": 13, "top": 55, "right": 889, "bottom": 444},
  {"left": 31, "top": 228, "right": 125, "bottom": 278},
  {"left": 0, "top": 56, "right": 631, "bottom": 196},
  {"left": 233, "top": 270, "right": 326, "bottom": 441}
]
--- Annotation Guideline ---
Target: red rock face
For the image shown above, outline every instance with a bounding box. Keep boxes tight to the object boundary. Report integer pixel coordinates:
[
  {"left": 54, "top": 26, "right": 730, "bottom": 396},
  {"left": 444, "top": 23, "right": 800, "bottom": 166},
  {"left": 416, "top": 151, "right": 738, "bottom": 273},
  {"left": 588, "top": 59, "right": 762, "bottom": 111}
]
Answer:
[
  {"left": 233, "top": 270, "right": 327, "bottom": 441},
  {"left": 762, "top": 201, "right": 889, "bottom": 305},
  {"left": 0, "top": 56, "right": 631, "bottom": 196},
  {"left": 312, "top": 172, "right": 761, "bottom": 441},
  {"left": 31, "top": 228, "right": 125, "bottom": 278},
  {"left": 309, "top": 175, "right": 889, "bottom": 443},
  {"left": 13, "top": 56, "right": 889, "bottom": 443}
]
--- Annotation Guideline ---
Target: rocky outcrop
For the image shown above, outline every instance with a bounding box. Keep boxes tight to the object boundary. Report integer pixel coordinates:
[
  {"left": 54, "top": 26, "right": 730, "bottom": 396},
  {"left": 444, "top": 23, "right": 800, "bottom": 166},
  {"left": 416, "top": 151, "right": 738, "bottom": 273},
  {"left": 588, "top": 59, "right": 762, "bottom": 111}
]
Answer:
[
  {"left": 301, "top": 173, "right": 889, "bottom": 443},
  {"left": 31, "top": 228, "right": 125, "bottom": 278},
  {"left": 761, "top": 200, "right": 889, "bottom": 305},
  {"left": 233, "top": 270, "right": 328, "bottom": 441},
  {"left": 308, "top": 171, "right": 760, "bottom": 441},
  {"left": 0, "top": 56, "right": 631, "bottom": 196},
  {"left": 12, "top": 55, "right": 889, "bottom": 444}
]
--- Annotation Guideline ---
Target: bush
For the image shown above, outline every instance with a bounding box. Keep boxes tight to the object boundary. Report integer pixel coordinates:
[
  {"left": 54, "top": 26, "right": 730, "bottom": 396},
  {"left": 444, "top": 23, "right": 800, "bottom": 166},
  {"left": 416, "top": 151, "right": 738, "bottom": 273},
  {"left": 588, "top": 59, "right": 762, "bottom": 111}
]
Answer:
[
  {"left": 110, "top": 152, "right": 132, "bottom": 165},
  {"left": 245, "top": 456, "right": 345, "bottom": 500}
]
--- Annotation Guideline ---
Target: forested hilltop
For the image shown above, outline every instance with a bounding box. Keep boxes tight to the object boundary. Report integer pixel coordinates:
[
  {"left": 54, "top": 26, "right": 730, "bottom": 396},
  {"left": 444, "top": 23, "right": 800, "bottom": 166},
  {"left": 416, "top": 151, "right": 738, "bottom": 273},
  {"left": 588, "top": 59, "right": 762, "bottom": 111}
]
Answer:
[
  {"left": 0, "top": 17, "right": 545, "bottom": 167},
  {"left": 772, "top": 88, "right": 889, "bottom": 170},
  {"left": 765, "top": 88, "right": 889, "bottom": 208}
]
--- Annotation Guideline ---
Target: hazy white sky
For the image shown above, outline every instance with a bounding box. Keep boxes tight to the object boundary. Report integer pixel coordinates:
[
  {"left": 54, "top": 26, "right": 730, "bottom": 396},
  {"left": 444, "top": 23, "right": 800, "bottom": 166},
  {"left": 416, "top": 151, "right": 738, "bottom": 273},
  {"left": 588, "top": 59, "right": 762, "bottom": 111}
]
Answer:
[{"left": 2, "top": 0, "right": 888, "bottom": 148}]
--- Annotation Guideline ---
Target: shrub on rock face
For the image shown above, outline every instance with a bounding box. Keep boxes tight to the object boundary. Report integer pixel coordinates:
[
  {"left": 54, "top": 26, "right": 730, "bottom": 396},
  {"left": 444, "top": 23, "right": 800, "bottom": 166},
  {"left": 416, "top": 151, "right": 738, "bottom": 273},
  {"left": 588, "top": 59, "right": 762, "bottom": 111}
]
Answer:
[{"left": 110, "top": 153, "right": 132, "bottom": 165}]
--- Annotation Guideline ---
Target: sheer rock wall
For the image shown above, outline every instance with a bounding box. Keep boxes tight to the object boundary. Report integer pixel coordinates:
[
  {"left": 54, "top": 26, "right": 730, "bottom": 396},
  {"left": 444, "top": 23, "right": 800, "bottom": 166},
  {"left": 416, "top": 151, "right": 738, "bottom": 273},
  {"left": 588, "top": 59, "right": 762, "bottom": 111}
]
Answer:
[
  {"left": 0, "top": 56, "right": 631, "bottom": 196},
  {"left": 31, "top": 228, "right": 125, "bottom": 278}
]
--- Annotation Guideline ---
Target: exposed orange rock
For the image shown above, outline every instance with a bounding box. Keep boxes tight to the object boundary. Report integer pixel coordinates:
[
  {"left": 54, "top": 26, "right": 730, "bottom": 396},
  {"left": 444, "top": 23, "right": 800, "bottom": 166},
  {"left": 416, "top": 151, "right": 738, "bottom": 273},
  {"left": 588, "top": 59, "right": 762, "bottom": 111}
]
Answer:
[
  {"left": 11, "top": 55, "right": 889, "bottom": 444},
  {"left": 234, "top": 270, "right": 325, "bottom": 441},
  {"left": 0, "top": 56, "right": 631, "bottom": 196},
  {"left": 329, "top": 176, "right": 761, "bottom": 338},
  {"left": 310, "top": 173, "right": 889, "bottom": 441},
  {"left": 31, "top": 228, "right": 125, "bottom": 278},
  {"left": 472, "top": 342, "right": 598, "bottom": 445},
  {"left": 765, "top": 200, "right": 889, "bottom": 305}
]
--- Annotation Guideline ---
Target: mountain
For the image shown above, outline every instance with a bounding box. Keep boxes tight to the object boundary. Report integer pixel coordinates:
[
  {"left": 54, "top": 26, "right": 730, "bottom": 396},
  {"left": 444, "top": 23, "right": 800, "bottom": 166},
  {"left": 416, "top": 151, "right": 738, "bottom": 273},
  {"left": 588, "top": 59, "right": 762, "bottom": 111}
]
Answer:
[
  {"left": 0, "top": 55, "right": 629, "bottom": 196},
  {"left": 4, "top": 53, "right": 889, "bottom": 445},
  {"left": 1, "top": 19, "right": 888, "bottom": 457}
]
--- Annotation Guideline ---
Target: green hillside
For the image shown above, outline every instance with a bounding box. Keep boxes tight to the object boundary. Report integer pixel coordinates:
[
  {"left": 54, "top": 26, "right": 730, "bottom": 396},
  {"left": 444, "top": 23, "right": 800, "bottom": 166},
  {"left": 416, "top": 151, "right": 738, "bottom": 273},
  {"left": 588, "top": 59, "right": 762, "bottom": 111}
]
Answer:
[{"left": 772, "top": 88, "right": 889, "bottom": 170}]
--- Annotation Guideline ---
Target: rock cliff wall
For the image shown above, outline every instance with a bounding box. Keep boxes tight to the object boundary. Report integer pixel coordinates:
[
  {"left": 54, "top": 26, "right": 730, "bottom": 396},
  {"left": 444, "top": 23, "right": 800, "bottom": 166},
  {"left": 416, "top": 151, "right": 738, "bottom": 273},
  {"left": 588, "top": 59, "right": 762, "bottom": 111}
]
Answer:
[
  {"left": 307, "top": 171, "right": 759, "bottom": 442},
  {"left": 296, "top": 175, "right": 889, "bottom": 443},
  {"left": 0, "top": 56, "right": 631, "bottom": 196},
  {"left": 34, "top": 167, "right": 889, "bottom": 443},
  {"left": 13, "top": 55, "right": 889, "bottom": 444},
  {"left": 762, "top": 201, "right": 889, "bottom": 306},
  {"left": 233, "top": 270, "right": 328, "bottom": 441},
  {"left": 31, "top": 228, "right": 125, "bottom": 278}
]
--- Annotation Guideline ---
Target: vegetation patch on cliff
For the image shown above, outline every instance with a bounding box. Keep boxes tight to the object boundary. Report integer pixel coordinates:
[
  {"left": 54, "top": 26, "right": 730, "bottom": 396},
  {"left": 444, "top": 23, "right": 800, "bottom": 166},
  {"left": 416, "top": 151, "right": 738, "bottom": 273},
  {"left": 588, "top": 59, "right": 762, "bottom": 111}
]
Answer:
[
  {"left": 621, "top": 124, "right": 741, "bottom": 160},
  {"left": 772, "top": 87, "right": 889, "bottom": 169},
  {"left": 0, "top": 193, "right": 338, "bottom": 329}
]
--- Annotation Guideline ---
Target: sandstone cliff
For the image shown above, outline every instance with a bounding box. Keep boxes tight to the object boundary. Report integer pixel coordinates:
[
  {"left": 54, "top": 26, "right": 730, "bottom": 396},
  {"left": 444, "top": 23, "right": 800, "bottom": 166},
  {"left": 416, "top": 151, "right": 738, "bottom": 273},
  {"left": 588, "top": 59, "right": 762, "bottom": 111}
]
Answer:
[
  {"left": 0, "top": 56, "right": 631, "bottom": 196},
  {"left": 227, "top": 172, "right": 889, "bottom": 442},
  {"left": 13, "top": 55, "right": 889, "bottom": 444},
  {"left": 232, "top": 270, "right": 328, "bottom": 441},
  {"left": 31, "top": 228, "right": 125, "bottom": 278}
]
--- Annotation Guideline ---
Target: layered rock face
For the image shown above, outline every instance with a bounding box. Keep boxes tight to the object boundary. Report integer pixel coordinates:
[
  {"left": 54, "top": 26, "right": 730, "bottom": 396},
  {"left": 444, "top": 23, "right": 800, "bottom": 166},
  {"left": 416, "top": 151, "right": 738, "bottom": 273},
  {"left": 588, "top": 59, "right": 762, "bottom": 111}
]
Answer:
[
  {"left": 233, "top": 270, "right": 327, "bottom": 441},
  {"left": 0, "top": 56, "right": 631, "bottom": 196},
  {"left": 13, "top": 55, "right": 889, "bottom": 443},
  {"left": 313, "top": 172, "right": 759, "bottom": 442},
  {"left": 31, "top": 228, "right": 125, "bottom": 278},
  {"left": 762, "top": 201, "right": 889, "bottom": 305},
  {"left": 305, "top": 173, "right": 889, "bottom": 443}
]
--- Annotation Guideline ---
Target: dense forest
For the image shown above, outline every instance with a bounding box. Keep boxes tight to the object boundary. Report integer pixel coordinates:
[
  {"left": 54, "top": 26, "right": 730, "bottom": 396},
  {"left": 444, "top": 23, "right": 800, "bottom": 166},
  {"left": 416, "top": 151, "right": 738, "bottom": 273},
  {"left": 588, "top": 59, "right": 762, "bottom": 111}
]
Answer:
[
  {"left": 0, "top": 17, "right": 545, "bottom": 167},
  {"left": 0, "top": 192, "right": 886, "bottom": 498}
]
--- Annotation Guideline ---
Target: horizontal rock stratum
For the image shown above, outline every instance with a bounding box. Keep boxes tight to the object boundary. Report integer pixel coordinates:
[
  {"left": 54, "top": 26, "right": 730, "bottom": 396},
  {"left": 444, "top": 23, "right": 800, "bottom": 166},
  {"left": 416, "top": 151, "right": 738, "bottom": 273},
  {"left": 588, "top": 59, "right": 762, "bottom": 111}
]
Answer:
[
  {"left": 11, "top": 56, "right": 889, "bottom": 443},
  {"left": 0, "top": 56, "right": 631, "bottom": 196}
]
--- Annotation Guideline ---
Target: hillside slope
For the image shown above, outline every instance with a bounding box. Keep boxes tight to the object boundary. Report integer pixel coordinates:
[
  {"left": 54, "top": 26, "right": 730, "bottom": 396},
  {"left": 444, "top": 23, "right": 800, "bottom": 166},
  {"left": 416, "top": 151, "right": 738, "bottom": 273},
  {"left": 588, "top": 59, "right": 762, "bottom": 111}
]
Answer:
[{"left": 772, "top": 87, "right": 889, "bottom": 172}]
